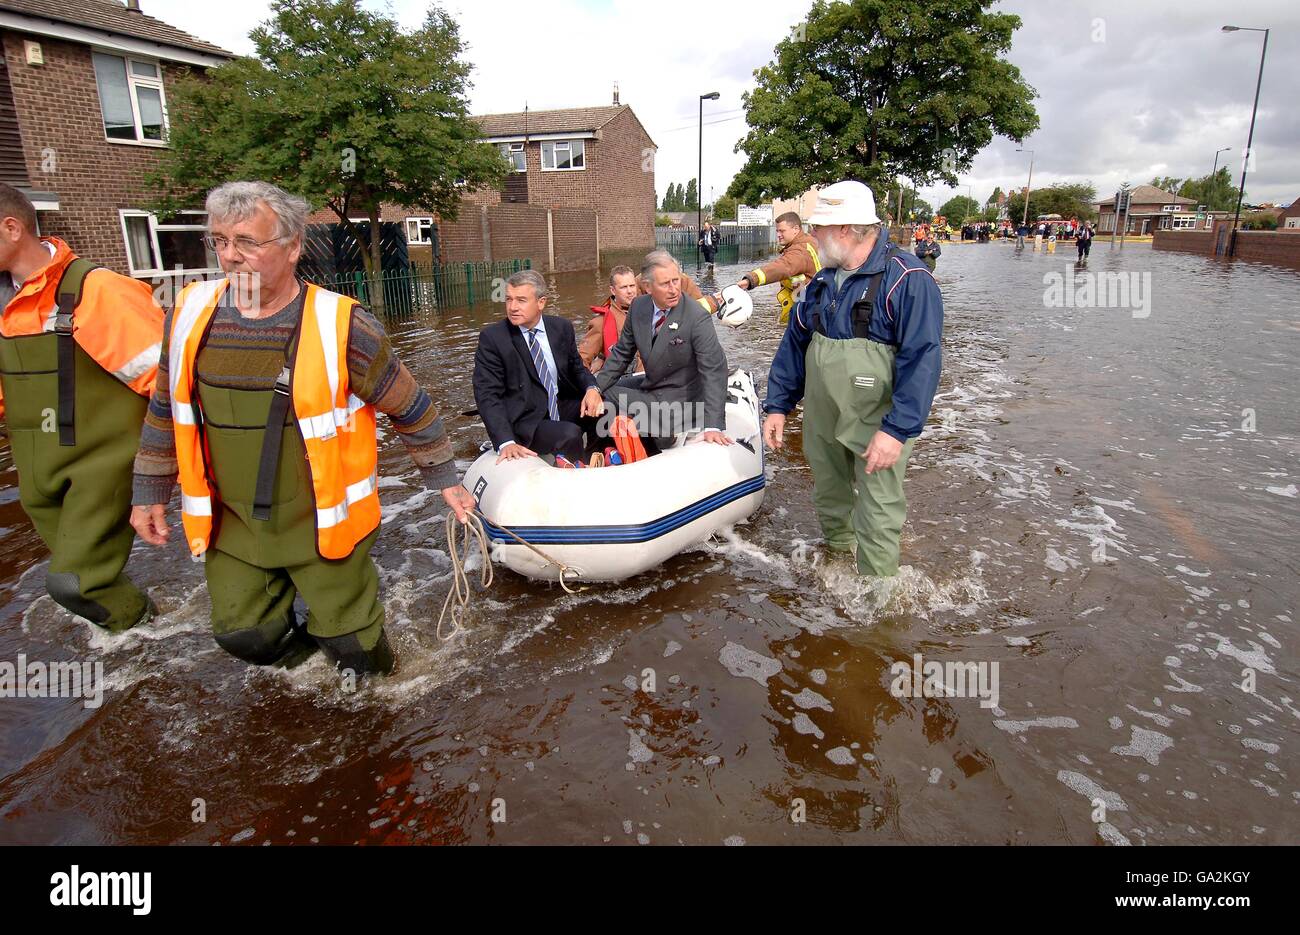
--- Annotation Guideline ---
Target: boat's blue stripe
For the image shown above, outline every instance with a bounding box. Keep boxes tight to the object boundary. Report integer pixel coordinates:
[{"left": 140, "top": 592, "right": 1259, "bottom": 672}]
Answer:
[{"left": 482, "top": 474, "right": 766, "bottom": 545}]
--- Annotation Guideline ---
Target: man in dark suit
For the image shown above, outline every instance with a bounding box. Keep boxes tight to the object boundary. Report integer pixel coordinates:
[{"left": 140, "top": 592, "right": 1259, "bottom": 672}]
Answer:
[
  {"left": 596, "top": 251, "right": 732, "bottom": 450},
  {"left": 473, "top": 270, "right": 605, "bottom": 463}
]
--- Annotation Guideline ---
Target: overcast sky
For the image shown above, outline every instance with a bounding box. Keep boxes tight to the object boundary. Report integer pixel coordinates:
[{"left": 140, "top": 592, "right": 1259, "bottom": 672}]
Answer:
[{"left": 150, "top": 0, "right": 1298, "bottom": 209}]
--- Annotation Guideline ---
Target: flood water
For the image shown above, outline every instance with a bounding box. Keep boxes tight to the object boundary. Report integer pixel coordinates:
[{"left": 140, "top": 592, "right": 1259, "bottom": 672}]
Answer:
[{"left": 1, "top": 239, "right": 1296, "bottom": 845}]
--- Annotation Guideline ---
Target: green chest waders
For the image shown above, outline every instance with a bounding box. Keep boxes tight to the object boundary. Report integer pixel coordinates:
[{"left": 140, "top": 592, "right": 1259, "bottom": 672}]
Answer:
[
  {"left": 0, "top": 260, "right": 151, "bottom": 630},
  {"left": 193, "top": 350, "right": 391, "bottom": 674},
  {"left": 800, "top": 257, "right": 916, "bottom": 577}
]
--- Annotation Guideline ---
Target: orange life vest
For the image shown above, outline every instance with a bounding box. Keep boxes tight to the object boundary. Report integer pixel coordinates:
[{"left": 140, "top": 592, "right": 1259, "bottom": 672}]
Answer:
[{"left": 169, "top": 279, "right": 379, "bottom": 560}]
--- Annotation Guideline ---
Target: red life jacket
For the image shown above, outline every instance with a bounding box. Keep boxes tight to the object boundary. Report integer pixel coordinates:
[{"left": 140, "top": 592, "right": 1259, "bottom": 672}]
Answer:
[{"left": 589, "top": 300, "right": 621, "bottom": 357}]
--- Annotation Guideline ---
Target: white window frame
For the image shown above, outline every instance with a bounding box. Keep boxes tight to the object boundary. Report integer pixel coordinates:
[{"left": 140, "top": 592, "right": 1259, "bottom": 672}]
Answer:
[
  {"left": 92, "top": 50, "right": 169, "bottom": 146},
  {"left": 119, "top": 209, "right": 219, "bottom": 278},
  {"left": 405, "top": 216, "right": 435, "bottom": 245},
  {"left": 541, "top": 139, "right": 585, "bottom": 172},
  {"left": 499, "top": 142, "right": 526, "bottom": 173}
]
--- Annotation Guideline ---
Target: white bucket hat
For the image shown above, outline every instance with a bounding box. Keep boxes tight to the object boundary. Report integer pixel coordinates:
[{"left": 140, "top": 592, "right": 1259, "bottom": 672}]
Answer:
[{"left": 805, "top": 180, "right": 880, "bottom": 226}]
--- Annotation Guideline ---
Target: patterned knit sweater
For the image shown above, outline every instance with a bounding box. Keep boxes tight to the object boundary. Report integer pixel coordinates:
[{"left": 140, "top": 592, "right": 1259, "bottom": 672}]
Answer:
[{"left": 132, "top": 283, "right": 458, "bottom": 505}]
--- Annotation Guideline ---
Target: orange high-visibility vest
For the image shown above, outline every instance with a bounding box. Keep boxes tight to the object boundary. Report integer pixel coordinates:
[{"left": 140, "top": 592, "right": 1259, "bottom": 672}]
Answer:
[
  {"left": 169, "top": 279, "right": 380, "bottom": 560},
  {"left": 0, "top": 237, "right": 162, "bottom": 419}
]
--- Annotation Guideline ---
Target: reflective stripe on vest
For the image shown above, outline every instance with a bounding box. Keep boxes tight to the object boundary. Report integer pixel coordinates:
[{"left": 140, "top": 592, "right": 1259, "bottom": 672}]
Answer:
[
  {"left": 169, "top": 280, "right": 380, "bottom": 560},
  {"left": 169, "top": 278, "right": 226, "bottom": 556},
  {"left": 296, "top": 285, "right": 380, "bottom": 558},
  {"left": 780, "top": 242, "right": 823, "bottom": 291}
]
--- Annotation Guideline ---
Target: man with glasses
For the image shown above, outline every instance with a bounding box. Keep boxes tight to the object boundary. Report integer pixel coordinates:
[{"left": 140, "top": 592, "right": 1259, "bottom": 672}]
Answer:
[{"left": 130, "top": 180, "right": 475, "bottom": 677}]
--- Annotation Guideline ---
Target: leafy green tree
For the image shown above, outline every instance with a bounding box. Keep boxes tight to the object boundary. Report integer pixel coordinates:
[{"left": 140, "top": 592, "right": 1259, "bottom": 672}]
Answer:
[
  {"left": 985, "top": 186, "right": 1003, "bottom": 210},
  {"left": 663, "top": 183, "right": 681, "bottom": 211},
  {"left": 151, "top": 0, "right": 505, "bottom": 315},
  {"left": 938, "top": 195, "right": 980, "bottom": 221},
  {"left": 908, "top": 197, "right": 933, "bottom": 221},
  {"left": 1149, "top": 176, "right": 1183, "bottom": 195},
  {"left": 727, "top": 0, "right": 1038, "bottom": 204},
  {"left": 683, "top": 179, "right": 699, "bottom": 211},
  {"left": 1006, "top": 182, "right": 1097, "bottom": 222},
  {"left": 712, "top": 194, "right": 738, "bottom": 221},
  {"left": 1178, "top": 168, "right": 1241, "bottom": 213},
  {"left": 882, "top": 182, "right": 925, "bottom": 222}
]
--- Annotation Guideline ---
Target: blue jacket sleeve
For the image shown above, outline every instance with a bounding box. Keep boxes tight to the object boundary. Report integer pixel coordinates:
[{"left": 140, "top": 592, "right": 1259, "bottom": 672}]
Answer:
[
  {"left": 881, "top": 268, "right": 944, "bottom": 442},
  {"left": 763, "top": 292, "right": 815, "bottom": 414}
]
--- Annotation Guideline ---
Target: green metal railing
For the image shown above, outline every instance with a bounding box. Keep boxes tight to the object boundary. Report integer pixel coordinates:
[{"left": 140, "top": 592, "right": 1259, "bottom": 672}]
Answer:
[{"left": 315, "top": 258, "right": 532, "bottom": 319}]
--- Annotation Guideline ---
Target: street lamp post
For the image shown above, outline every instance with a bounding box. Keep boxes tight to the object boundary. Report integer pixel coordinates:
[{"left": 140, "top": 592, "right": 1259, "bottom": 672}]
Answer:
[
  {"left": 698, "top": 91, "right": 720, "bottom": 268},
  {"left": 1211, "top": 146, "right": 1231, "bottom": 228},
  {"left": 1222, "top": 25, "right": 1269, "bottom": 257},
  {"left": 1016, "top": 148, "right": 1034, "bottom": 229}
]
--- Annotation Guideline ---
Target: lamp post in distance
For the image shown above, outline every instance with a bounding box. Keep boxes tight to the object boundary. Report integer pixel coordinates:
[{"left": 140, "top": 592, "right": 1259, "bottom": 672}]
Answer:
[
  {"left": 698, "top": 91, "right": 720, "bottom": 268},
  {"left": 1221, "top": 25, "right": 1269, "bottom": 258}
]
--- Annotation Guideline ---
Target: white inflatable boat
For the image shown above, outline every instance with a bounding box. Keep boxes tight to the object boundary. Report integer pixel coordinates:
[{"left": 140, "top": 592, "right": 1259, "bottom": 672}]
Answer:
[{"left": 463, "top": 369, "right": 766, "bottom": 582}]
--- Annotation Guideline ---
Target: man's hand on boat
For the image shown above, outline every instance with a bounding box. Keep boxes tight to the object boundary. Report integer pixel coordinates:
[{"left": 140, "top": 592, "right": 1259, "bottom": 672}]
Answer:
[
  {"left": 441, "top": 484, "right": 477, "bottom": 523},
  {"left": 495, "top": 443, "right": 539, "bottom": 464},
  {"left": 697, "top": 430, "right": 734, "bottom": 446},
  {"left": 763, "top": 412, "right": 786, "bottom": 450},
  {"left": 580, "top": 388, "right": 605, "bottom": 418}
]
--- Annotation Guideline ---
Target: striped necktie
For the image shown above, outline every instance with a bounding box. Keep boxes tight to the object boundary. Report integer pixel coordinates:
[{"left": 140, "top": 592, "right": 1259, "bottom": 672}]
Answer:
[
  {"left": 653, "top": 308, "right": 667, "bottom": 341},
  {"left": 526, "top": 327, "right": 559, "bottom": 421}
]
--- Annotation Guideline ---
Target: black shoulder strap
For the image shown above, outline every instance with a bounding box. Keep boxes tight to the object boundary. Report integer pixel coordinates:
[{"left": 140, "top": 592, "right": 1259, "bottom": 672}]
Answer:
[
  {"left": 252, "top": 303, "right": 306, "bottom": 522},
  {"left": 53, "top": 258, "right": 101, "bottom": 447},
  {"left": 810, "top": 244, "right": 900, "bottom": 338}
]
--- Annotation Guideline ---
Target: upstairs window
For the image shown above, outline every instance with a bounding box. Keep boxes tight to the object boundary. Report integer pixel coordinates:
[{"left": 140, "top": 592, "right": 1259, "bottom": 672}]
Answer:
[
  {"left": 541, "top": 139, "right": 585, "bottom": 171},
  {"left": 92, "top": 52, "right": 167, "bottom": 144}
]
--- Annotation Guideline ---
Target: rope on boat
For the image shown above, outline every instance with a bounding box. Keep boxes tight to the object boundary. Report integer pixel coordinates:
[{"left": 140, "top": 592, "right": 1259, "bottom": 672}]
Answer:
[{"left": 436, "top": 509, "right": 583, "bottom": 642}]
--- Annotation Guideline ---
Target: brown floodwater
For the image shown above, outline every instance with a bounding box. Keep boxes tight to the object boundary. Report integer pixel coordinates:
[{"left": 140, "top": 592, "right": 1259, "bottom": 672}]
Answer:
[{"left": 0, "top": 240, "right": 1296, "bottom": 845}]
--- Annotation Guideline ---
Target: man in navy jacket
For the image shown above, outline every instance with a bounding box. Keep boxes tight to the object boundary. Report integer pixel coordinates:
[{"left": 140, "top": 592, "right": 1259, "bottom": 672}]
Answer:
[{"left": 763, "top": 181, "right": 943, "bottom": 577}]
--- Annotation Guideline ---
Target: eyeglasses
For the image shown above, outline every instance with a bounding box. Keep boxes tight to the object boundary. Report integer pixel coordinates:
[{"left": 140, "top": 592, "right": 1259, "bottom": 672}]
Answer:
[{"left": 203, "top": 234, "right": 282, "bottom": 255}]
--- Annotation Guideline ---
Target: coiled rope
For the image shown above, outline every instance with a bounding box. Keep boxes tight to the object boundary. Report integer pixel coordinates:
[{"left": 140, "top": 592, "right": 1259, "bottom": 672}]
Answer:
[{"left": 436, "top": 509, "right": 583, "bottom": 642}]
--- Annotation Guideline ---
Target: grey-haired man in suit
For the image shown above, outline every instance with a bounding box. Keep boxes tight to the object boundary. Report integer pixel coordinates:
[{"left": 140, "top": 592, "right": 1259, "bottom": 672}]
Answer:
[{"left": 596, "top": 250, "right": 732, "bottom": 449}]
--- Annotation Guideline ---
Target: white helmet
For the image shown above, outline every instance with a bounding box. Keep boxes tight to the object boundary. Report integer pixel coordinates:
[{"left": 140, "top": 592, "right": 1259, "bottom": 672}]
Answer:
[{"left": 715, "top": 284, "right": 753, "bottom": 328}]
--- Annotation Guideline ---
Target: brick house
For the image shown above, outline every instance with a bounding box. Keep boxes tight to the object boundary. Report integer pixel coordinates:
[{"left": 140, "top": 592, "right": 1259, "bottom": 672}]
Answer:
[
  {"left": 0, "top": 0, "right": 232, "bottom": 278},
  {"left": 305, "top": 101, "right": 657, "bottom": 271},
  {"left": 1271, "top": 199, "right": 1299, "bottom": 229},
  {"left": 1097, "top": 185, "right": 1205, "bottom": 235},
  {"left": 476, "top": 102, "right": 656, "bottom": 255},
  {"left": 388, "top": 101, "right": 656, "bottom": 267}
]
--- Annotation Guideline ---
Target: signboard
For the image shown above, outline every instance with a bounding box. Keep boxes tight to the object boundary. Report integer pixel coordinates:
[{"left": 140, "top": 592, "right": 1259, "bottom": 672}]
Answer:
[{"left": 737, "top": 204, "right": 774, "bottom": 226}]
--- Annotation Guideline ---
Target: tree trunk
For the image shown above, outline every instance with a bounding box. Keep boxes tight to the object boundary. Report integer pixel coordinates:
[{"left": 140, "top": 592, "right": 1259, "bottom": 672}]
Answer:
[{"left": 366, "top": 204, "right": 385, "bottom": 318}]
